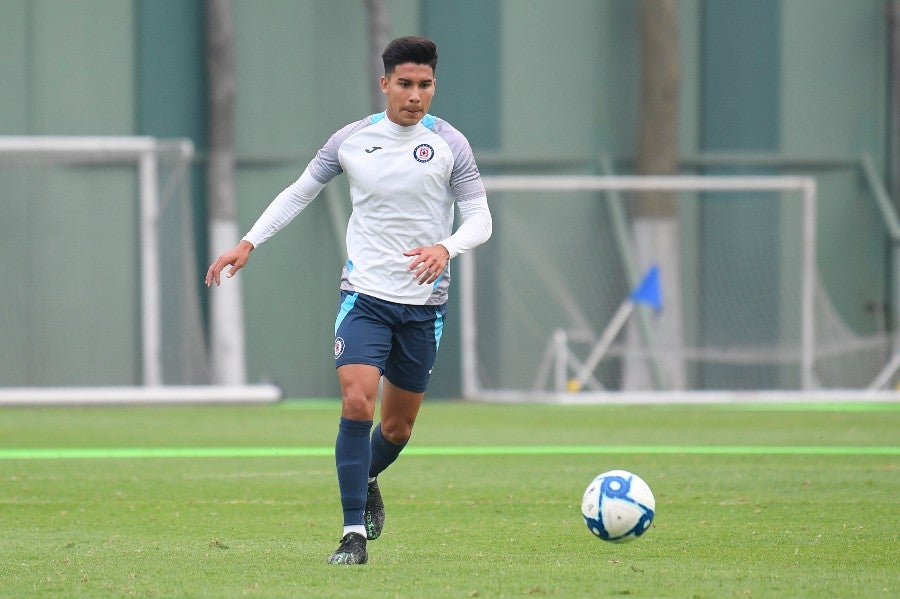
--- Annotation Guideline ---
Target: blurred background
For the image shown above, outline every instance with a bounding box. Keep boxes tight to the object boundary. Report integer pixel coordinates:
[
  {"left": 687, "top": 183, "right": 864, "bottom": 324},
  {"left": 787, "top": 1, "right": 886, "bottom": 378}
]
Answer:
[{"left": 0, "top": 0, "right": 895, "bottom": 399}]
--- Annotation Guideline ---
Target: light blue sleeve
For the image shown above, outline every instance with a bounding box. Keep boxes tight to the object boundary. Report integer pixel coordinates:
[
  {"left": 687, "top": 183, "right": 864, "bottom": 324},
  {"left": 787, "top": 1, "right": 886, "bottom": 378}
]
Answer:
[
  {"left": 307, "top": 115, "right": 375, "bottom": 184},
  {"left": 431, "top": 117, "right": 487, "bottom": 203}
]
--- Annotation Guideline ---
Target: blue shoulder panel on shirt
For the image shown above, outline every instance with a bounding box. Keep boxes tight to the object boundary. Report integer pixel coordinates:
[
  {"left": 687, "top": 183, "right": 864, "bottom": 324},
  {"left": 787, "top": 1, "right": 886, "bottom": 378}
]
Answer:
[
  {"left": 422, "top": 114, "right": 436, "bottom": 130},
  {"left": 371, "top": 112, "right": 386, "bottom": 124}
]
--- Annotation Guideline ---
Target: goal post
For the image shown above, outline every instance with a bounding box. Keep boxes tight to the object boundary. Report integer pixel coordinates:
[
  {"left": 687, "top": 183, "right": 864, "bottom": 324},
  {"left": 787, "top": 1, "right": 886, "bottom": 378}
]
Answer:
[
  {"left": 460, "top": 174, "right": 895, "bottom": 402},
  {"left": 0, "top": 136, "right": 280, "bottom": 404}
]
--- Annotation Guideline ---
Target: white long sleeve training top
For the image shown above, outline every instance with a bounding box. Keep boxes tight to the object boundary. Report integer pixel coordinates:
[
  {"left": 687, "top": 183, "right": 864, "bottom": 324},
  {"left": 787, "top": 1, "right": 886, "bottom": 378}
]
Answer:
[{"left": 243, "top": 112, "right": 492, "bottom": 305}]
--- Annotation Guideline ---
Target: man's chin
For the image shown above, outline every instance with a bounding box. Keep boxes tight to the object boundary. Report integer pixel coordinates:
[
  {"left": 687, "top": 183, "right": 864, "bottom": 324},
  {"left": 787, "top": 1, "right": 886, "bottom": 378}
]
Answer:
[{"left": 401, "top": 111, "right": 423, "bottom": 124}]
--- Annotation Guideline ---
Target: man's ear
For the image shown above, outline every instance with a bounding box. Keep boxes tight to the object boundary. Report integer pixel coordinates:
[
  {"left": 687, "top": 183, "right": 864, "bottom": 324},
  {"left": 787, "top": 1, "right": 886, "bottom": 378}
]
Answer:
[{"left": 380, "top": 75, "right": 389, "bottom": 94}]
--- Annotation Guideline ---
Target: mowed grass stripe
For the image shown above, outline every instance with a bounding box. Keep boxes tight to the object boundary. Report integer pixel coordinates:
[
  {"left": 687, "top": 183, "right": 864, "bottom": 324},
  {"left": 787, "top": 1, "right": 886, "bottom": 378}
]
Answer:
[{"left": 1, "top": 444, "right": 897, "bottom": 460}]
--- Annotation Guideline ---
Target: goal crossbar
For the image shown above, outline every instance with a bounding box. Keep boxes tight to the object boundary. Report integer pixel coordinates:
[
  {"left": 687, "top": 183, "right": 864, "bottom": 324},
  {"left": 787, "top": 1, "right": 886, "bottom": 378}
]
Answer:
[{"left": 0, "top": 385, "right": 282, "bottom": 406}]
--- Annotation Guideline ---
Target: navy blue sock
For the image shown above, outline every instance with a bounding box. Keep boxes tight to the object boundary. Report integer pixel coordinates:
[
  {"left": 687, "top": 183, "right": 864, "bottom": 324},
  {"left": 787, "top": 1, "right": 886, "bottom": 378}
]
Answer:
[
  {"left": 335, "top": 417, "right": 373, "bottom": 526},
  {"left": 369, "top": 422, "right": 407, "bottom": 479}
]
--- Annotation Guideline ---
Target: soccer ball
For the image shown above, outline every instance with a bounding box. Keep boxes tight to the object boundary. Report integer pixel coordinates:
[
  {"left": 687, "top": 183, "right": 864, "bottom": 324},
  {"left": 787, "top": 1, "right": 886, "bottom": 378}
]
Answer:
[{"left": 581, "top": 470, "right": 655, "bottom": 543}]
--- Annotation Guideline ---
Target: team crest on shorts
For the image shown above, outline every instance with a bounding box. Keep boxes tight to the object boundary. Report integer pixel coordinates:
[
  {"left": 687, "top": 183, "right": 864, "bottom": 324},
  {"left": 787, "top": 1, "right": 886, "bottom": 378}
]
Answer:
[
  {"left": 334, "top": 337, "right": 345, "bottom": 359},
  {"left": 413, "top": 144, "right": 435, "bottom": 163}
]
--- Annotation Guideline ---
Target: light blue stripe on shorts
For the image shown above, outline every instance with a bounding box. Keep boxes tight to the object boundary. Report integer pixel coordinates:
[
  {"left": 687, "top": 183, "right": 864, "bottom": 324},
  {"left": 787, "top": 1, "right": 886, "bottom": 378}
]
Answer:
[{"left": 335, "top": 292, "right": 359, "bottom": 335}]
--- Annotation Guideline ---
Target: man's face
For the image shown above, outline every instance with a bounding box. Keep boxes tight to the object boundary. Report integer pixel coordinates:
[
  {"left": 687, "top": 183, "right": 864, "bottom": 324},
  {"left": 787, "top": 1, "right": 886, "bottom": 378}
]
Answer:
[{"left": 381, "top": 62, "right": 435, "bottom": 126}]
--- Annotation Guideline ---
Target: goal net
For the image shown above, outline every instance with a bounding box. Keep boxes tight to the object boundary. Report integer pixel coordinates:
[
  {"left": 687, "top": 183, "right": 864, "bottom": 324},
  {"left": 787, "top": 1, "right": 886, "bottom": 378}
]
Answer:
[
  {"left": 459, "top": 175, "right": 894, "bottom": 402},
  {"left": 0, "top": 137, "right": 279, "bottom": 404}
]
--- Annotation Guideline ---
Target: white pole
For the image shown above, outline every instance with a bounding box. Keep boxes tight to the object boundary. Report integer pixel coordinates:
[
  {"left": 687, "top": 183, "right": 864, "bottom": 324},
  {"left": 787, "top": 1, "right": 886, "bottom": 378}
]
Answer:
[
  {"left": 482, "top": 175, "right": 817, "bottom": 193},
  {"left": 139, "top": 148, "right": 162, "bottom": 386},
  {"left": 553, "top": 329, "right": 568, "bottom": 392},
  {"left": 800, "top": 179, "right": 817, "bottom": 390},
  {"left": 208, "top": 219, "right": 247, "bottom": 385},
  {"left": 459, "top": 251, "right": 479, "bottom": 399},
  {"left": 572, "top": 300, "right": 635, "bottom": 391}
]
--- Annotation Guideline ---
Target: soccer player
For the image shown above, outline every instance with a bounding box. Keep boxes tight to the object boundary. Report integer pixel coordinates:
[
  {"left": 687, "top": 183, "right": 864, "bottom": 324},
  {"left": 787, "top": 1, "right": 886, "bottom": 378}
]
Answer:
[{"left": 205, "top": 36, "right": 492, "bottom": 565}]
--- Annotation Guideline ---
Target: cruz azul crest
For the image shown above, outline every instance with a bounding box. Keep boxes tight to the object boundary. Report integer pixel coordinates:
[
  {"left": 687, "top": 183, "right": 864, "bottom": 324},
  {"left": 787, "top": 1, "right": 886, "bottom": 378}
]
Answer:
[{"left": 413, "top": 144, "right": 435, "bottom": 163}]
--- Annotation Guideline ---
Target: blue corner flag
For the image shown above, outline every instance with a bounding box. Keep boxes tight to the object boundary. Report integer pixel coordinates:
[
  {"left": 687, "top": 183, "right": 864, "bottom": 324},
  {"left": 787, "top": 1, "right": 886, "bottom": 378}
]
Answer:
[{"left": 629, "top": 265, "right": 662, "bottom": 311}]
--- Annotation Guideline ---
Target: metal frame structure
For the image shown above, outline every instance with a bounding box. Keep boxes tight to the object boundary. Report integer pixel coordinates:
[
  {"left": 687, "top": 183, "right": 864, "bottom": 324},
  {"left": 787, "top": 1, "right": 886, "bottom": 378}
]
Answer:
[
  {"left": 0, "top": 137, "right": 281, "bottom": 404},
  {"left": 460, "top": 174, "right": 831, "bottom": 403}
]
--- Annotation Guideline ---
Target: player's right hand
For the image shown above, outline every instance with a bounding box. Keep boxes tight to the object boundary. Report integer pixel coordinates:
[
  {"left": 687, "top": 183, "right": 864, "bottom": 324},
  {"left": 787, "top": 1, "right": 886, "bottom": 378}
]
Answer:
[{"left": 205, "top": 240, "right": 254, "bottom": 287}]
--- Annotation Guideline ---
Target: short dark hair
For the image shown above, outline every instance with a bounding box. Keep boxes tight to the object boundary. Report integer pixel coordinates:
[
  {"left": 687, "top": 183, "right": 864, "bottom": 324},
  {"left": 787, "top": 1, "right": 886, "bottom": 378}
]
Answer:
[{"left": 382, "top": 36, "right": 438, "bottom": 75}]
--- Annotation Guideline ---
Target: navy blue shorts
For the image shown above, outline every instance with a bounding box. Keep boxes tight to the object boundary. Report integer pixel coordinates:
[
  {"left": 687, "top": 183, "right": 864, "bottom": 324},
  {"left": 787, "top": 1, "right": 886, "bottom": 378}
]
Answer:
[{"left": 333, "top": 291, "right": 447, "bottom": 393}]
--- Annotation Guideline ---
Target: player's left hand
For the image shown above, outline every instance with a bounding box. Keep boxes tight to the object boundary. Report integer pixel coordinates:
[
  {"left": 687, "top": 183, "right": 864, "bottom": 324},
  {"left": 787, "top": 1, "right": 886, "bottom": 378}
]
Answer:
[{"left": 404, "top": 244, "right": 450, "bottom": 285}]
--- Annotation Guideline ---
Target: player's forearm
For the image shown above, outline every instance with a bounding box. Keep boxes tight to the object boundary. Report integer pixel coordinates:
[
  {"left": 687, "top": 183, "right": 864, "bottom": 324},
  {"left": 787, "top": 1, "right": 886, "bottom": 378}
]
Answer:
[{"left": 438, "top": 196, "right": 492, "bottom": 259}]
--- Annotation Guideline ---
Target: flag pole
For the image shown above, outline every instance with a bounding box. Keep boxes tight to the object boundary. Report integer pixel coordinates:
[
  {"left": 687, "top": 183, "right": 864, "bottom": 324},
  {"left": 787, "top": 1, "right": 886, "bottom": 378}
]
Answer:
[
  {"left": 570, "top": 301, "right": 635, "bottom": 391},
  {"left": 569, "top": 265, "right": 662, "bottom": 392}
]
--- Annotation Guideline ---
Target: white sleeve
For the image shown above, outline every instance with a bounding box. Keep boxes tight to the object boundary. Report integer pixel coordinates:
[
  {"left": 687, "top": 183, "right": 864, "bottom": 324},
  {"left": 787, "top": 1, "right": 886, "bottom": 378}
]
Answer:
[
  {"left": 242, "top": 167, "right": 326, "bottom": 248},
  {"left": 438, "top": 194, "right": 492, "bottom": 259}
]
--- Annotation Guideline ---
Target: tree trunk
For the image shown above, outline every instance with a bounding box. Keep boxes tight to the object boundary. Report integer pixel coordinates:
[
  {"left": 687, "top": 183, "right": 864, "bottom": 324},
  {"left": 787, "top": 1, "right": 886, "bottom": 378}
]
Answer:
[
  {"left": 364, "top": 0, "right": 390, "bottom": 113},
  {"left": 205, "top": 0, "right": 246, "bottom": 385},
  {"left": 624, "top": 0, "right": 683, "bottom": 390},
  {"left": 636, "top": 0, "right": 680, "bottom": 213},
  {"left": 892, "top": 1, "right": 900, "bottom": 216}
]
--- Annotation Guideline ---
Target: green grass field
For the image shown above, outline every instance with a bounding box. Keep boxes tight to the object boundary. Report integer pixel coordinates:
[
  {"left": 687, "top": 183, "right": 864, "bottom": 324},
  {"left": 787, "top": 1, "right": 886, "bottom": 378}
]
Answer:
[{"left": 1, "top": 400, "right": 897, "bottom": 598}]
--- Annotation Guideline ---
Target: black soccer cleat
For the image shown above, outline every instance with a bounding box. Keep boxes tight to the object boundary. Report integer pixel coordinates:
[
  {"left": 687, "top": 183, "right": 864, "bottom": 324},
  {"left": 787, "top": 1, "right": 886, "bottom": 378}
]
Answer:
[
  {"left": 326, "top": 532, "right": 368, "bottom": 565},
  {"left": 364, "top": 478, "right": 385, "bottom": 540}
]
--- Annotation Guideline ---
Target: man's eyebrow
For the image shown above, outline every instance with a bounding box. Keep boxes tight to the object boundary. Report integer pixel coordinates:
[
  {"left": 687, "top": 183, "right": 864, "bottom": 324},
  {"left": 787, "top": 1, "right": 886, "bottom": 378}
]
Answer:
[{"left": 396, "top": 77, "right": 433, "bottom": 84}]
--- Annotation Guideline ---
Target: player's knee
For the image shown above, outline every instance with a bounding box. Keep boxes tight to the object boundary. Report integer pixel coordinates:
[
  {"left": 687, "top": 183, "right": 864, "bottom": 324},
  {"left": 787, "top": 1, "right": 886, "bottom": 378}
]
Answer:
[
  {"left": 379, "top": 419, "right": 413, "bottom": 445},
  {"left": 341, "top": 388, "right": 375, "bottom": 420}
]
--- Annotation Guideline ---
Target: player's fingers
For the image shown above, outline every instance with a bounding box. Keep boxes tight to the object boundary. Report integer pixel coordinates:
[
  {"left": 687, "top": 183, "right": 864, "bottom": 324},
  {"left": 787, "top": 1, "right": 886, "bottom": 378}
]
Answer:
[
  {"left": 206, "top": 257, "right": 232, "bottom": 287},
  {"left": 205, "top": 263, "right": 219, "bottom": 287},
  {"left": 226, "top": 261, "right": 243, "bottom": 278},
  {"left": 409, "top": 263, "right": 426, "bottom": 283},
  {"left": 408, "top": 257, "right": 429, "bottom": 274},
  {"left": 416, "top": 265, "right": 442, "bottom": 285},
  {"left": 406, "top": 247, "right": 437, "bottom": 273}
]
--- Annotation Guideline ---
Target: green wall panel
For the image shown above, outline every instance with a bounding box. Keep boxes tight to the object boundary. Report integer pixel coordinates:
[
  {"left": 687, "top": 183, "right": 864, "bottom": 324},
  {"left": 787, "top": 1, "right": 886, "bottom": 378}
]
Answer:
[
  {"left": 137, "top": 0, "right": 206, "bottom": 142},
  {"left": 701, "top": 0, "right": 780, "bottom": 151},
  {"left": 423, "top": 0, "right": 500, "bottom": 150},
  {"left": 30, "top": 0, "right": 135, "bottom": 133},
  {"left": 781, "top": 0, "right": 889, "bottom": 335},
  {"left": 699, "top": 0, "right": 782, "bottom": 389},
  {"left": 499, "top": 0, "right": 637, "bottom": 156},
  {"left": 781, "top": 0, "right": 886, "bottom": 156},
  {"left": 1, "top": 167, "right": 139, "bottom": 386},
  {"left": 0, "top": 1, "right": 28, "bottom": 133},
  {"left": 677, "top": 0, "right": 701, "bottom": 156},
  {"left": 136, "top": 0, "right": 208, "bottom": 350},
  {"left": 1, "top": 0, "right": 139, "bottom": 386},
  {"left": 233, "top": 0, "right": 371, "bottom": 157}
]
